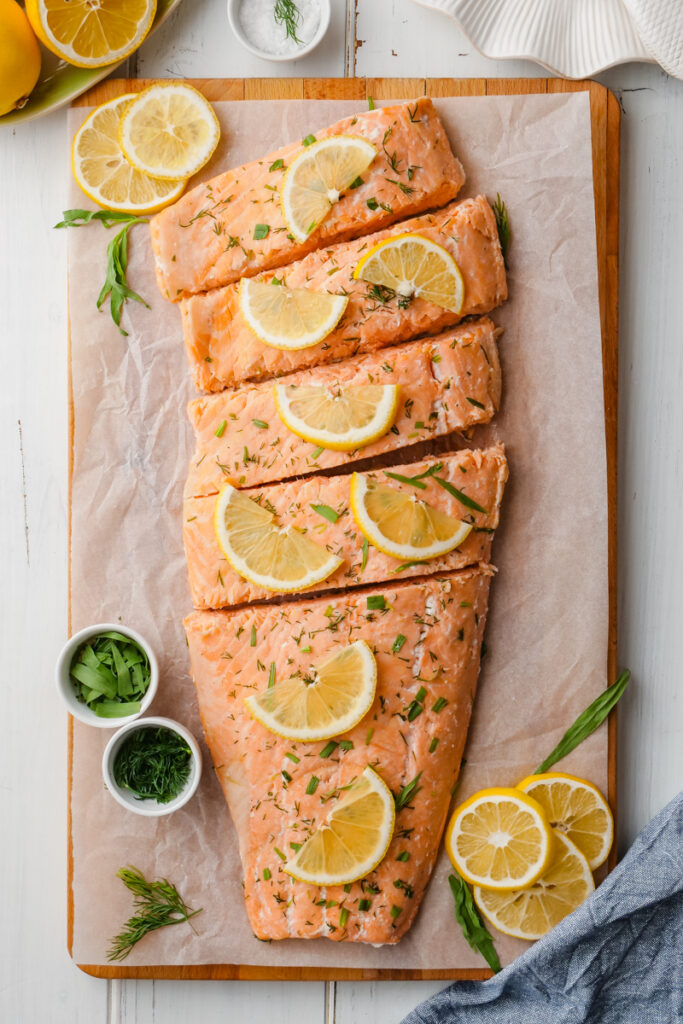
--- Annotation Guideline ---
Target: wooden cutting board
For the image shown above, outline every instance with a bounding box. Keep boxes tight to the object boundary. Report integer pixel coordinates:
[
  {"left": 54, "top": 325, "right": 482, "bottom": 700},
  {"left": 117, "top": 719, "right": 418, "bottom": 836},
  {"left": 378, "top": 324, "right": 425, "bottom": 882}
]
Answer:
[{"left": 69, "top": 77, "right": 620, "bottom": 981}]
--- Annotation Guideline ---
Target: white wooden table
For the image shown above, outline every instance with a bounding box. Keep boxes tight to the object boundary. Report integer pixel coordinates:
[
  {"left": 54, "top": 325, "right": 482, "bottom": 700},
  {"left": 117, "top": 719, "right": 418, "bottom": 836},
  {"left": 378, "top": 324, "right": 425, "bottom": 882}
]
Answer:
[{"left": 2, "top": 1, "right": 682, "bottom": 1021}]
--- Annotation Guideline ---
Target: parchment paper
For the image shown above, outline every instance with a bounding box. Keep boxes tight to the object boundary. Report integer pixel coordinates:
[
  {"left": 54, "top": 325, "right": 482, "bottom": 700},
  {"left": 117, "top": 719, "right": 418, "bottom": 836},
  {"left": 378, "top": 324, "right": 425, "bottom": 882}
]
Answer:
[{"left": 68, "top": 92, "right": 608, "bottom": 969}]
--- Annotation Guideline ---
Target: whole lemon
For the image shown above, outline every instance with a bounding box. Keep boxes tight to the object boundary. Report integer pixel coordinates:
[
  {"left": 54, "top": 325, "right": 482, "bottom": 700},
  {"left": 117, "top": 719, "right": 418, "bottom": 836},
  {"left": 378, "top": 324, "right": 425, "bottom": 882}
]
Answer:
[{"left": 0, "top": 0, "right": 42, "bottom": 117}]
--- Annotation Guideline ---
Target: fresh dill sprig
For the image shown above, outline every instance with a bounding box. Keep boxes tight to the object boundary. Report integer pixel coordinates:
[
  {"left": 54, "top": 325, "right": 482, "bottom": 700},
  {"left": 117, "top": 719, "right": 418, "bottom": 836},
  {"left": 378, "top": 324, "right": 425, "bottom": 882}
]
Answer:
[
  {"left": 274, "top": 0, "right": 302, "bottom": 43},
  {"left": 492, "top": 193, "right": 511, "bottom": 266},
  {"left": 55, "top": 209, "right": 150, "bottom": 335},
  {"left": 107, "top": 866, "right": 202, "bottom": 962}
]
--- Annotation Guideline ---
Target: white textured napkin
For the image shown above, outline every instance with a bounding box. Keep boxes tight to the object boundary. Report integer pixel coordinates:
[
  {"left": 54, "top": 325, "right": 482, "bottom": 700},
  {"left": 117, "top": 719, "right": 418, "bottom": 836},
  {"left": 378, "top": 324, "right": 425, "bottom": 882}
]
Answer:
[{"left": 623, "top": 0, "right": 683, "bottom": 79}]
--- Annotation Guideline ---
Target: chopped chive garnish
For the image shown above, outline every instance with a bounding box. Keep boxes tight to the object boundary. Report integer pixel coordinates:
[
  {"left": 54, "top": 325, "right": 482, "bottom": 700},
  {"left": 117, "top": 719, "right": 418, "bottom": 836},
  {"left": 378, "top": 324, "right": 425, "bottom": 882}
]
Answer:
[
  {"left": 349, "top": 176, "right": 364, "bottom": 189},
  {"left": 415, "top": 686, "right": 427, "bottom": 704},
  {"left": 319, "top": 740, "right": 338, "bottom": 758},
  {"left": 365, "top": 727, "right": 374, "bottom": 745},
  {"left": 285, "top": 751, "right": 300, "bottom": 763},
  {"left": 367, "top": 595, "right": 386, "bottom": 611},
  {"left": 311, "top": 445, "right": 324, "bottom": 459},
  {"left": 252, "top": 418, "right": 269, "bottom": 429},
  {"left": 273, "top": 847, "right": 286, "bottom": 861},
  {"left": 433, "top": 477, "right": 487, "bottom": 514},
  {"left": 310, "top": 503, "right": 339, "bottom": 523},
  {"left": 339, "top": 907, "right": 350, "bottom": 928},
  {"left": 431, "top": 697, "right": 448, "bottom": 713},
  {"left": 290, "top": 841, "right": 301, "bottom": 852},
  {"left": 250, "top": 625, "right": 257, "bottom": 647},
  {"left": 396, "top": 850, "right": 410, "bottom": 862},
  {"left": 368, "top": 96, "right": 375, "bottom": 110},
  {"left": 390, "top": 905, "right": 402, "bottom": 919},
  {"left": 429, "top": 737, "right": 440, "bottom": 753},
  {"left": 302, "top": 134, "right": 316, "bottom": 146},
  {"left": 268, "top": 663, "right": 276, "bottom": 688},
  {"left": 395, "top": 772, "right": 422, "bottom": 810},
  {"left": 282, "top": 769, "right": 292, "bottom": 783},
  {"left": 302, "top": 645, "right": 311, "bottom": 653},
  {"left": 269, "top": 158, "right": 284, "bottom": 171},
  {"left": 466, "top": 397, "right": 485, "bottom": 410},
  {"left": 253, "top": 223, "right": 270, "bottom": 240},
  {"left": 343, "top": 883, "right": 352, "bottom": 893},
  {"left": 339, "top": 739, "right": 354, "bottom": 751},
  {"left": 358, "top": 898, "right": 371, "bottom": 911},
  {"left": 263, "top": 867, "right": 271, "bottom": 880},
  {"left": 407, "top": 702, "right": 423, "bottom": 722},
  {"left": 306, "top": 776, "right": 320, "bottom": 795},
  {"left": 392, "top": 634, "right": 407, "bottom": 653},
  {"left": 215, "top": 420, "right": 227, "bottom": 438},
  {"left": 360, "top": 537, "right": 369, "bottom": 571}
]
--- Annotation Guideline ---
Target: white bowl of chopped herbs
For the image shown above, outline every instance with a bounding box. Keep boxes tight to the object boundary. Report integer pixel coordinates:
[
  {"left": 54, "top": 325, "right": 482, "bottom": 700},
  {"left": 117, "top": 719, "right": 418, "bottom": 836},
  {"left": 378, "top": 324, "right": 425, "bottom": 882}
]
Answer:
[
  {"left": 228, "top": 0, "right": 330, "bottom": 63},
  {"left": 102, "top": 717, "right": 202, "bottom": 817},
  {"left": 56, "top": 623, "right": 158, "bottom": 727}
]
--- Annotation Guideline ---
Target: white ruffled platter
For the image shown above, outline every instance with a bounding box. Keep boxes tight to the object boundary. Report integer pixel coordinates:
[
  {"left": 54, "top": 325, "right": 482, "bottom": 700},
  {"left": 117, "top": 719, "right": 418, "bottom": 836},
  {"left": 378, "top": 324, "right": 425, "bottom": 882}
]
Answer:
[{"left": 413, "top": 0, "right": 655, "bottom": 79}]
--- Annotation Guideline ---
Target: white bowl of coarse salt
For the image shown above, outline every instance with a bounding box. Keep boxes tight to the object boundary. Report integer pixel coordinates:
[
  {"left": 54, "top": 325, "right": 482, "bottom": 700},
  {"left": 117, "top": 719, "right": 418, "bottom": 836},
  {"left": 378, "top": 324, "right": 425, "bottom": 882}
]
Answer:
[{"left": 228, "top": 0, "right": 330, "bottom": 62}]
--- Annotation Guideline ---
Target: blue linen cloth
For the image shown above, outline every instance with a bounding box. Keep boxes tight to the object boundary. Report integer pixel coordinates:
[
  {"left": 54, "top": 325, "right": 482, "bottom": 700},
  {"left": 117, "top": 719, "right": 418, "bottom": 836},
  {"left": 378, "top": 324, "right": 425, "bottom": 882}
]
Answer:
[{"left": 402, "top": 790, "right": 683, "bottom": 1024}]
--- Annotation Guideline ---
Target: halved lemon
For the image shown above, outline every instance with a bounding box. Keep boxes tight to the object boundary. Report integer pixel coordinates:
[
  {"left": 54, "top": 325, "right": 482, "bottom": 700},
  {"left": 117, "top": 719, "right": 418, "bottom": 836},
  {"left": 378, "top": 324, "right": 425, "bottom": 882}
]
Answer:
[
  {"left": 214, "top": 483, "right": 342, "bottom": 593},
  {"left": 350, "top": 473, "right": 472, "bottom": 561},
  {"left": 281, "top": 135, "right": 377, "bottom": 243},
  {"left": 240, "top": 278, "right": 348, "bottom": 351},
  {"left": 71, "top": 95, "right": 187, "bottom": 214},
  {"left": 474, "top": 830, "right": 595, "bottom": 940},
  {"left": 274, "top": 383, "right": 400, "bottom": 452},
  {"left": 285, "top": 767, "right": 395, "bottom": 885},
  {"left": 445, "top": 788, "right": 553, "bottom": 891},
  {"left": 119, "top": 82, "right": 220, "bottom": 180},
  {"left": 245, "top": 640, "right": 376, "bottom": 741},
  {"left": 353, "top": 233, "right": 465, "bottom": 313},
  {"left": 517, "top": 772, "right": 614, "bottom": 871},
  {"left": 26, "top": 0, "right": 156, "bottom": 68}
]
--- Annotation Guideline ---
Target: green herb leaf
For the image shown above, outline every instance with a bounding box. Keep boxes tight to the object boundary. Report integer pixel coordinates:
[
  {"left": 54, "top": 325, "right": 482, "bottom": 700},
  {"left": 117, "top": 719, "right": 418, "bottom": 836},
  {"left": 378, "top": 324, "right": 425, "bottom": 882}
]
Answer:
[
  {"left": 285, "top": 751, "right": 300, "bottom": 763},
  {"left": 349, "top": 176, "right": 364, "bottom": 190},
  {"left": 250, "top": 625, "right": 257, "bottom": 647},
  {"left": 433, "top": 477, "right": 487, "bottom": 514},
  {"left": 274, "top": 846, "right": 286, "bottom": 861},
  {"left": 396, "top": 850, "right": 410, "bottom": 862},
  {"left": 431, "top": 696, "right": 448, "bottom": 714},
  {"left": 263, "top": 867, "right": 272, "bottom": 880},
  {"left": 339, "top": 907, "right": 350, "bottom": 928},
  {"left": 268, "top": 663, "right": 276, "bottom": 688},
  {"left": 215, "top": 420, "right": 227, "bottom": 438},
  {"left": 339, "top": 739, "right": 354, "bottom": 751},
  {"left": 368, "top": 96, "right": 375, "bottom": 110},
  {"left": 311, "top": 445, "right": 324, "bottom": 460},
  {"left": 69, "top": 631, "right": 151, "bottom": 713},
  {"left": 358, "top": 898, "right": 371, "bottom": 911},
  {"left": 366, "top": 595, "right": 386, "bottom": 611},
  {"left": 360, "top": 537, "right": 369, "bottom": 571},
  {"left": 448, "top": 872, "right": 501, "bottom": 973},
  {"left": 395, "top": 772, "right": 422, "bottom": 811},
  {"left": 107, "top": 866, "right": 202, "bottom": 962},
  {"left": 302, "top": 133, "right": 317, "bottom": 147},
  {"left": 492, "top": 193, "right": 511, "bottom": 266},
  {"left": 310, "top": 503, "right": 339, "bottom": 523},
  {"left": 319, "top": 740, "right": 338, "bottom": 759},
  {"left": 113, "top": 726, "right": 192, "bottom": 804},
  {"left": 385, "top": 470, "right": 427, "bottom": 490},
  {"left": 253, "top": 223, "right": 270, "bottom": 240},
  {"left": 392, "top": 634, "right": 407, "bottom": 653},
  {"left": 306, "top": 775, "right": 320, "bottom": 795},
  {"left": 390, "top": 905, "right": 402, "bottom": 919},
  {"left": 466, "top": 397, "right": 485, "bottom": 410},
  {"left": 55, "top": 208, "right": 140, "bottom": 230},
  {"left": 274, "top": 0, "right": 302, "bottom": 42},
  {"left": 269, "top": 158, "right": 285, "bottom": 171},
  {"left": 535, "top": 670, "right": 630, "bottom": 774},
  {"left": 252, "top": 419, "right": 269, "bottom": 429}
]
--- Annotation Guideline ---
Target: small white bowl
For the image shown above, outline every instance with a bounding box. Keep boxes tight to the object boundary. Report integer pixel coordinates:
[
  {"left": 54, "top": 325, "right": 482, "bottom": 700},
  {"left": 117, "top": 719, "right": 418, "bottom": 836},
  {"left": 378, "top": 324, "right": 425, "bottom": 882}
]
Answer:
[
  {"left": 102, "top": 716, "right": 203, "bottom": 817},
  {"left": 55, "top": 622, "right": 158, "bottom": 729},
  {"left": 227, "top": 0, "right": 331, "bottom": 63}
]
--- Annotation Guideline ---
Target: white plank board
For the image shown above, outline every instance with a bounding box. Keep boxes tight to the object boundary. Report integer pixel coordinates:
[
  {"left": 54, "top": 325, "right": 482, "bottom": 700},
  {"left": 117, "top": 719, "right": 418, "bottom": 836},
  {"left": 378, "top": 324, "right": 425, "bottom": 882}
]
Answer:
[{"left": 118, "top": 979, "right": 326, "bottom": 1023}]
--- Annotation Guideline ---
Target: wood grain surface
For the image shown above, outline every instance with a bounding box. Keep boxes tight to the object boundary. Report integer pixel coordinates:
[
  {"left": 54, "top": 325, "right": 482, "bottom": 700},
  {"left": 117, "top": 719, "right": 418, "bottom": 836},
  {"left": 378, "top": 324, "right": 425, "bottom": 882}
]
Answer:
[{"left": 68, "top": 76, "right": 620, "bottom": 983}]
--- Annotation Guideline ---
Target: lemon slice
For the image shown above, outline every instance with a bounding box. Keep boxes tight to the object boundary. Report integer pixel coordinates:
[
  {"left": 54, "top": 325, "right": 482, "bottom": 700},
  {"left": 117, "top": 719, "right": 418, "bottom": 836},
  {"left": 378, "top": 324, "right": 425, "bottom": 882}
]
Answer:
[
  {"left": 281, "top": 135, "right": 378, "bottom": 243},
  {"left": 285, "top": 767, "right": 395, "bottom": 885},
  {"left": 445, "top": 788, "right": 553, "bottom": 891},
  {"left": 274, "top": 383, "right": 400, "bottom": 452},
  {"left": 517, "top": 772, "right": 613, "bottom": 871},
  {"left": 245, "top": 640, "right": 376, "bottom": 741},
  {"left": 71, "top": 95, "right": 187, "bottom": 214},
  {"left": 240, "top": 278, "right": 348, "bottom": 351},
  {"left": 119, "top": 83, "right": 220, "bottom": 180},
  {"left": 214, "top": 483, "right": 342, "bottom": 593},
  {"left": 26, "top": 0, "right": 156, "bottom": 68},
  {"left": 353, "top": 233, "right": 465, "bottom": 313},
  {"left": 350, "top": 473, "right": 472, "bottom": 561},
  {"left": 474, "top": 830, "right": 595, "bottom": 940}
]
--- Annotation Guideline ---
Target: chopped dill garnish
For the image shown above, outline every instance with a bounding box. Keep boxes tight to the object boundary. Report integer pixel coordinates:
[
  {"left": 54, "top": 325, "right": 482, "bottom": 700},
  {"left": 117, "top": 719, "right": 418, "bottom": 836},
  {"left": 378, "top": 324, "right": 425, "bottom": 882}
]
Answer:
[{"left": 492, "top": 193, "right": 511, "bottom": 266}]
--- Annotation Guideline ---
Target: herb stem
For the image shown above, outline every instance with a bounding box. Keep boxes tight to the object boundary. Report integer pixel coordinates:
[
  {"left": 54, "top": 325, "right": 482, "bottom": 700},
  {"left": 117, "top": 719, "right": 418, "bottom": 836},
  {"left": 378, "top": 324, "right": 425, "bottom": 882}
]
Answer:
[{"left": 107, "top": 866, "right": 202, "bottom": 962}]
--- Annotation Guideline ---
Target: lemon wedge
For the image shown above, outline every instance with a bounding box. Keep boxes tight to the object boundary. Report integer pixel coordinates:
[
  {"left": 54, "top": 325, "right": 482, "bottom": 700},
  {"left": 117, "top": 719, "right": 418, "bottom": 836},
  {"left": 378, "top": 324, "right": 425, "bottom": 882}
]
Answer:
[
  {"left": 350, "top": 473, "right": 472, "bottom": 561},
  {"left": 26, "top": 0, "right": 156, "bottom": 68},
  {"left": 353, "top": 233, "right": 465, "bottom": 313},
  {"left": 119, "top": 82, "right": 220, "bottom": 180},
  {"left": 285, "top": 767, "right": 395, "bottom": 886},
  {"left": 274, "top": 383, "right": 400, "bottom": 452},
  {"left": 517, "top": 772, "right": 613, "bottom": 871},
  {"left": 245, "top": 640, "right": 376, "bottom": 742},
  {"left": 281, "top": 135, "right": 378, "bottom": 242},
  {"left": 445, "top": 788, "right": 553, "bottom": 891},
  {"left": 474, "top": 830, "right": 595, "bottom": 940},
  {"left": 214, "top": 483, "right": 342, "bottom": 593},
  {"left": 71, "top": 95, "right": 187, "bottom": 214},
  {"left": 240, "top": 278, "right": 348, "bottom": 351}
]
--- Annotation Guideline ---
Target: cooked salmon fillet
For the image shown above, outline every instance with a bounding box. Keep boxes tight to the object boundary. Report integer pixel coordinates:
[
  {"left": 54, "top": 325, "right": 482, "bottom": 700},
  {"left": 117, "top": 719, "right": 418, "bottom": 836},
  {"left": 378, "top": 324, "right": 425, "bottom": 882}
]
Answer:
[
  {"left": 184, "top": 446, "right": 507, "bottom": 609},
  {"left": 182, "top": 196, "right": 507, "bottom": 391},
  {"left": 185, "top": 566, "right": 492, "bottom": 943},
  {"left": 151, "top": 99, "right": 465, "bottom": 301},
  {"left": 185, "top": 319, "right": 502, "bottom": 498}
]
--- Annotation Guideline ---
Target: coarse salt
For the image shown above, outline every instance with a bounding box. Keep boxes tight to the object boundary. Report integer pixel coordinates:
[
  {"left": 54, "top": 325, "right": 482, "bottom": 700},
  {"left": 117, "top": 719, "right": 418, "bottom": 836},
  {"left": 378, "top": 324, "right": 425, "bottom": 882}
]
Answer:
[{"left": 238, "top": 0, "right": 321, "bottom": 56}]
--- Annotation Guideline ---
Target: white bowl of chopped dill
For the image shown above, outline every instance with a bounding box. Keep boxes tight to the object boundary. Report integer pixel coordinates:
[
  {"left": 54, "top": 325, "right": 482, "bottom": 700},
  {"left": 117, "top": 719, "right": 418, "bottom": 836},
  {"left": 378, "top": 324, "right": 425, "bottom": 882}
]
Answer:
[
  {"left": 227, "top": 0, "right": 331, "bottom": 63},
  {"left": 102, "top": 717, "right": 202, "bottom": 817},
  {"left": 56, "top": 623, "right": 158, "bottom": 728}
]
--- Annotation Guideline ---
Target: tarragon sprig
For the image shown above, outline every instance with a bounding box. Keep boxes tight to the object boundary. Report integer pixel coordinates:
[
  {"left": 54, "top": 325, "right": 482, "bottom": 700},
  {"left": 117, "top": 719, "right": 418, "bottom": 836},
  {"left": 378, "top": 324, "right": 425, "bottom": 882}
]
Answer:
[
  {"left": 448, "top": 873, "right": 501, "bottom": 973},
  {"left": 55, "top": 209, "right": 150, "bottom": 335}
]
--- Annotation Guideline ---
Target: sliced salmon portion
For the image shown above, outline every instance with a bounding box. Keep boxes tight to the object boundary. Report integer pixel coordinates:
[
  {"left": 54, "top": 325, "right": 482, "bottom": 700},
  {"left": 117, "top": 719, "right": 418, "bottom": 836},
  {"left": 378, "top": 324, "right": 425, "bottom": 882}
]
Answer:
[
  {"left": 150, "top": 99, "right": 465, "bottom": 301},
  {"left": 182, "top": 196, "right": 507, "bottom": 391},
  {"left": 185, "top": 566, "right": 492, "bottom": 943},
  {"left": 185, "top": 319, "right": 501, "bottom": 498},
  {"left": 184, "top": 446, "right": 507, "bottom": 609}
]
